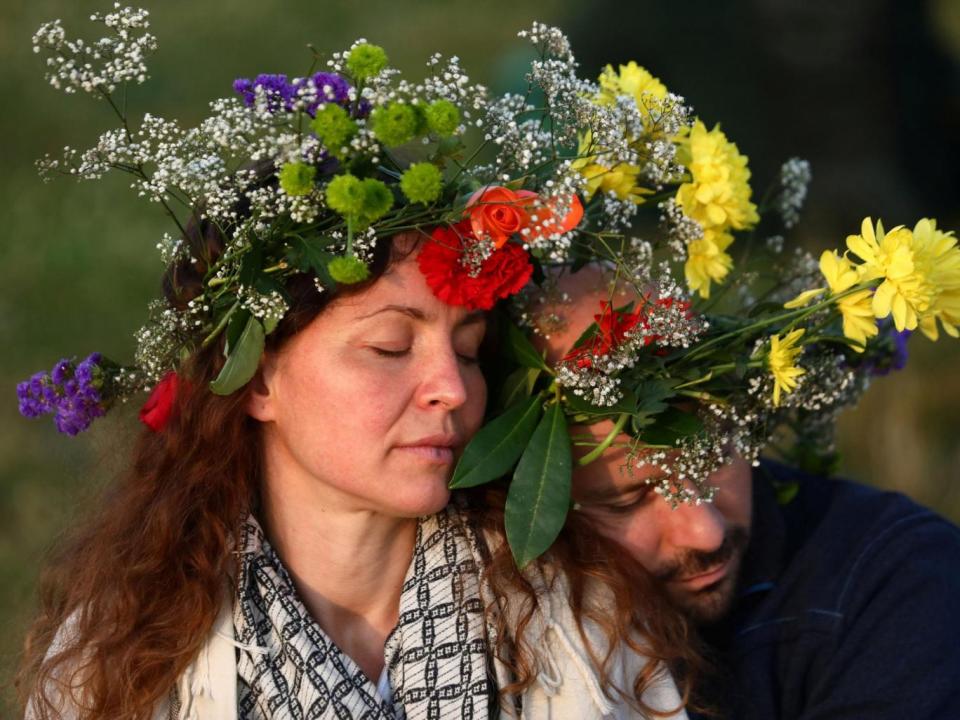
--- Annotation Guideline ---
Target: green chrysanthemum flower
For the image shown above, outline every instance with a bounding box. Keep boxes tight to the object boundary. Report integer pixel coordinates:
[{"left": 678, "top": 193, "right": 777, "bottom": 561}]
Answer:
[
  {"left": 325, "top": 174, "right": 365, "bottom": 217},
  {"left": 400, "top": 162, "right": 443, "bottom": 204},
  {"left": 423, "top": 100, "right": 460, "bottom": 137},
  {"left": 326, "top": 175, "right": 393, "bottom": 225},
  {"left": 327, "top": 255, "right": 371, "bottom": 284},
  {"left": 311, "top": 104, "right": 357, "bottom": 154},
  {"left": 370, "top": 102, "right": 422, "bottom": 147},
  {"left": 278, "top": 162, "right": 317, "bottom": 197},
  {"left": 345, "top": 43, "right": 388, "bottom": 81},
  {"left": 360, "top": 178, "right": 393, "bottom": 223}
]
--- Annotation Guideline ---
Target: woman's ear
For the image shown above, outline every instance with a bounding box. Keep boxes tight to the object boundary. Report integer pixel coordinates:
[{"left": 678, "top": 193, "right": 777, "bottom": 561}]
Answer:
[{"left": 245, "top": 352, "right": 279, "bottom": 422}]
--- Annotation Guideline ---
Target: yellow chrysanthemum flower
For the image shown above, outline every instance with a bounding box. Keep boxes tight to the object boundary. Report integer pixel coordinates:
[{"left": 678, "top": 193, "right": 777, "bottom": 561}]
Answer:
[
  {"left": 597, "top": 61, "right": 668, "bottom": 119},
  {"left": 911, "top": 218, "right": 960, "bottom": 340},
  {"left": 819, "top": 250, "right": 878, "bottom": 350},
  {"left": 767, "top": 328, "right": 806, "bottom": 407},
  {"left": 675, "top": 121, "right": 759, "bottom": 231},
  {"left": 684, "top": 228, "right": 734, "bottom": 299},
  {"left": 783, "top": 288, "right": 825, "bottom": 309},
  {"left": 571, "top": 131, "right": 652, "bottom": 203},
  {"left": 846, "top": 217, "right": 932, "bottom": 332}
]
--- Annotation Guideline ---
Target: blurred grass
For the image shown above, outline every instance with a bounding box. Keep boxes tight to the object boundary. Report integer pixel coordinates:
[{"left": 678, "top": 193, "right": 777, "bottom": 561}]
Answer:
[{"left": 1, "top": 0, "right": 958, "bottom": 715}]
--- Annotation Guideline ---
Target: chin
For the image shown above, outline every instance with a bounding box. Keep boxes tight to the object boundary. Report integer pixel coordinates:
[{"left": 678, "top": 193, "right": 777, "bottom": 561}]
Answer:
[
  {"left": 385, "top": 476, "right": 452, "bottom": 518},
  {"left": 672, "top": 575, "right": 738, "bottom": 625}
]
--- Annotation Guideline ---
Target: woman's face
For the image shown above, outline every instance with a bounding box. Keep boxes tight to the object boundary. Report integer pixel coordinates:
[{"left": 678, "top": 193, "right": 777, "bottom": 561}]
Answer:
[{"left": 248, "top": 244, "right": 488, "bottom": 518}]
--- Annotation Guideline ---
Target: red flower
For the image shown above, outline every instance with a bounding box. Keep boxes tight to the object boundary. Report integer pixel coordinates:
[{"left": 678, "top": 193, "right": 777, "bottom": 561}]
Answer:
[
  {"left": 564, "top": 296, "right": 697, "bottom": 367},
  {"left": 139, "top": 372, "right": 180, "bottom": 432},
  {"left": 564, "top": 301, "right": 643, "bottom": 368},
  {"left": 417, "top": 223, "right": 533, "bottom": 310}
]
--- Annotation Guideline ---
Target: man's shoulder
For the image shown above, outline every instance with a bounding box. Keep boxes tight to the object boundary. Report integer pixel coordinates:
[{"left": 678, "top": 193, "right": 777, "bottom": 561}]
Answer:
[{"left": 755, "top": 461, "right": 960, "bottom": 613}]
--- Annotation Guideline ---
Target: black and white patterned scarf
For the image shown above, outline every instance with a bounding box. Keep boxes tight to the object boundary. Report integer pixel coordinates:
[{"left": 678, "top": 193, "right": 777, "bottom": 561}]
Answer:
[{"left": 233, "top": 508, "right": 494, "bottom": 719}]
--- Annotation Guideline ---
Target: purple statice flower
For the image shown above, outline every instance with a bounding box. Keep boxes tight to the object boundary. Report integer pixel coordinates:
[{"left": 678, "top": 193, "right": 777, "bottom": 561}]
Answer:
[
  {"left": 861, "top": 325, "right": 911, "bottom": 377},
  {"left": 16, "top": 371, "right": 52, "bottom": 418},
  {"left": 305, "top": 72, "right": 350, "bottom": 104},
  {"left": 51, "top": 358, "right": 72, "bottom": 385},
  {"left": 233, "top": 73, "right": 298, "bottom": 113},
  {"left": 16, "top": 352, "right": 106, "bottom": 435},
  {"left": 890, "top": 328, "right": 910, "bottom": 371},
  {"left": 235, "top": 71, "right": 355, "bottom": 117},
  {"left": 353, "top": 97, "right": 372, "bottom": 119}
]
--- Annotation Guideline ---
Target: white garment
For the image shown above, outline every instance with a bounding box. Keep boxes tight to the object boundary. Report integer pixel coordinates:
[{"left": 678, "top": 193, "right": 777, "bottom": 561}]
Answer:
[
  {"left": 160, "top": 564, "right": 688, "bottom": 720},
  {"left": 27, "top": 525, "right": 689, "bottom": 720}
]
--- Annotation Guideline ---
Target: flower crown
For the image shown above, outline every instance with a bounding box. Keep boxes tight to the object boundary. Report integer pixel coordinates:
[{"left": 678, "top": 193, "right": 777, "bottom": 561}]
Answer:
[{"left": 19, "top": 7, "right": 960, "bottom": 567}]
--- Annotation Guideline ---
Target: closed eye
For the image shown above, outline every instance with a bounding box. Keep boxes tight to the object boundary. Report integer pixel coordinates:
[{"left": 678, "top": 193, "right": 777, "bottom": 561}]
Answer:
[
  {"left": 371, "top": 347, "right": 410, "bottom": 358},
  {"left": 593, "top": 490, "right": 655, "bottom": 514}
]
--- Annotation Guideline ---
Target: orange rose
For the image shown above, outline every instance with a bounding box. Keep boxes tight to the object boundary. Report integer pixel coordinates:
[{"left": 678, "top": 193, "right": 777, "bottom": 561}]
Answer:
[
  {"left": 523, "top": 192, "right": 584, "bottom": 239},
  {"left": 465, "top": 186, "right": 530, "bottom": 249}
]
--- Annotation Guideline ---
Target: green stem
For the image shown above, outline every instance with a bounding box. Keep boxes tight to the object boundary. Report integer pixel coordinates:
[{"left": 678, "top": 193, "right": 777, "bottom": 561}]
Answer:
[
  {"left": 679, "top": 283, "right": 872, "bottom": 365},
  {"left": 200, "top": 301, "right": 240, "bottom": 349},
  {"left": 577, "top": 412, "right": 629, "bottom": 466}
]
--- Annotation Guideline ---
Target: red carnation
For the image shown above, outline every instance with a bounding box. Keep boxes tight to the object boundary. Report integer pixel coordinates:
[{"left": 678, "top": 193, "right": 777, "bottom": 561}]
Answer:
[
  {"left": 564, "top": 301, "right": 643, "bottom": 368},
  {"left": 139, "top": 372, "right": 180, "bottom": 432},
  {"left": 417, "top": 223, "right": 533, "bottom": 310},
  {"left": 564, "top": 296, "right": 697, "bottom": 367}
]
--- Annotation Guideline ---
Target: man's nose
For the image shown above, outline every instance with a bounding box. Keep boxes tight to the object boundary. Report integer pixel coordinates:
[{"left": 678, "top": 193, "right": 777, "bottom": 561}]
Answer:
[{"left": 657, "top": 498, "right": 727, "bottom": 554}]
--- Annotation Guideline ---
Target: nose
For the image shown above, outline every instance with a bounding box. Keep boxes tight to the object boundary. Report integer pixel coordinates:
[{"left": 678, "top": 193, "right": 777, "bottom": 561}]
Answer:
[
  {"left": 416, "top": 345, "right": 469, "bottom": 410},
  {"left": 656, "top": 497, "right": 726, "bottom": 555}
]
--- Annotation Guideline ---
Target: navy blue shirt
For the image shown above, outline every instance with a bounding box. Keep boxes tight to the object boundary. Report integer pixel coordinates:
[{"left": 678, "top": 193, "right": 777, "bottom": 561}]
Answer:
[{"left": 694, "top": 462, "right": 960, "bottom": 719}]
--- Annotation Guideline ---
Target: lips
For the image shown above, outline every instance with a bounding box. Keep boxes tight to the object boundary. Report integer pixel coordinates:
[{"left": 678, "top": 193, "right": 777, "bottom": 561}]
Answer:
[
  {"left": 394, "top": 433, "right": 461, "bottom": 464},
  {"left": 673, "top": 559, "right": 731, "bottom": 591}
]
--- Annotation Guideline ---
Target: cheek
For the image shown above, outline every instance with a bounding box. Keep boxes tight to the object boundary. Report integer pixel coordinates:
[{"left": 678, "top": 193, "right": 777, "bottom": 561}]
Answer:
[
  {"left": 710, "top": 460, "right": 753, "bottom": 527},
  {"left": 617, "top": 510, "right": 664, "bottom": 567},
  {"left": 283, "top": 352, "right": 402, "bottom": 442},
  {"left": 462, "top": 367, "right": 487, "bottom": 436}
]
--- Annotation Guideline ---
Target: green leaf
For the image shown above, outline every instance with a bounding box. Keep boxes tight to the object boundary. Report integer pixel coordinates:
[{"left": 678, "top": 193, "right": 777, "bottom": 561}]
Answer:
[
  {"left": 450, "top": 394, "right": 543, "bottom": 489},
  {"left": 224, "top": 308, "right": 252, "bottom": 357},
  {"left": 631, "top": 379, "right": 678, "bottom": 431},
  {"left": 262, "top": 316, "right": 280, "bottom": 335},
  {"left": 503, "top": 321, "right": 548, "bottom": 370},
  {"left": 254, "top": 274, "right": 284, "bottom": 296},
  {"left": 748, "top": 301, "right": 787, "bottom": 318},
  {"left": 564, "top": 387, "right": 638, "bottom": 417},
  {"left": 286, "top": 236, "right": 336, "bottom": 285},
  {"left": 210, "top": 316, "right": 265, "bottom": 396},
  {"left": 773, "top": 480, "right": 799, "bottom": 506},
  {"left": 238, "top": 245, "right": 263, "bottom": 288},
  {"left": 433, "top": 136, "right": 465, "bottom": 159},
  {"left": 499, "top": 366, "right": 541, "bottom": 410},
  {"left": 638, "top": 406, "right": 704, "bottom": 447},
  {"left": 734, "top": 356, "right": 749, "bottom": 379},
  {"left": 505, "top": 402, "right": 572, "bottom": 568}
]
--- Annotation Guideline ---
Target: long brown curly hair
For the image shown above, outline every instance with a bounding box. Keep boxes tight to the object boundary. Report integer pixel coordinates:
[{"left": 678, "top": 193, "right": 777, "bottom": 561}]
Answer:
[{"left": 17, "top": 219, "right": 706, "bottom": 719}]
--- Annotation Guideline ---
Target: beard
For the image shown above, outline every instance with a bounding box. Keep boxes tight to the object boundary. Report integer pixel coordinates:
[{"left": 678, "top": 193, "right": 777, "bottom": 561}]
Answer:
[{"left": 653, "top": 525, "right": 751, "bottom": 624}]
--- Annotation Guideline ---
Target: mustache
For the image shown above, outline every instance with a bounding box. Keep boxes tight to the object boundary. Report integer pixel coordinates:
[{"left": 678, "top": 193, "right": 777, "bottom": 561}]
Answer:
[{"left": 654, "top": 526, "right": 750, "bottom": 583}]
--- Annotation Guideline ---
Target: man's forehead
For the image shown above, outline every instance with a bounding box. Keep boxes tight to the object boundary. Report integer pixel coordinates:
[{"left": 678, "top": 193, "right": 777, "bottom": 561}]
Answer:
[{"left": 533, "top": 266, "right": 635, "bottom": 364}]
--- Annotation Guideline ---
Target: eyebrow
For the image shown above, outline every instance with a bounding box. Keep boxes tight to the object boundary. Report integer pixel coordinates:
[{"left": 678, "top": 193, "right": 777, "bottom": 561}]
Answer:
[{"left": 356, "top": 304, "right": 486, "bottom": 327}]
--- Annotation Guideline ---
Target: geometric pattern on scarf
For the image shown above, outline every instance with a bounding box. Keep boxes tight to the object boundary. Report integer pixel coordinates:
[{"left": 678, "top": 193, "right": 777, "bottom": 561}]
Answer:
[{"left": 234, "top": 507, "right": 493, "bottom": 720}]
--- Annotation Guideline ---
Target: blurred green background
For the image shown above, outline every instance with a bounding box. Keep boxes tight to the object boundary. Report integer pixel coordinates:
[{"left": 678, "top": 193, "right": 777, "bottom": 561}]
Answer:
[{"left": 2, "top": 0, "right": 959, "bottom": 711}]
